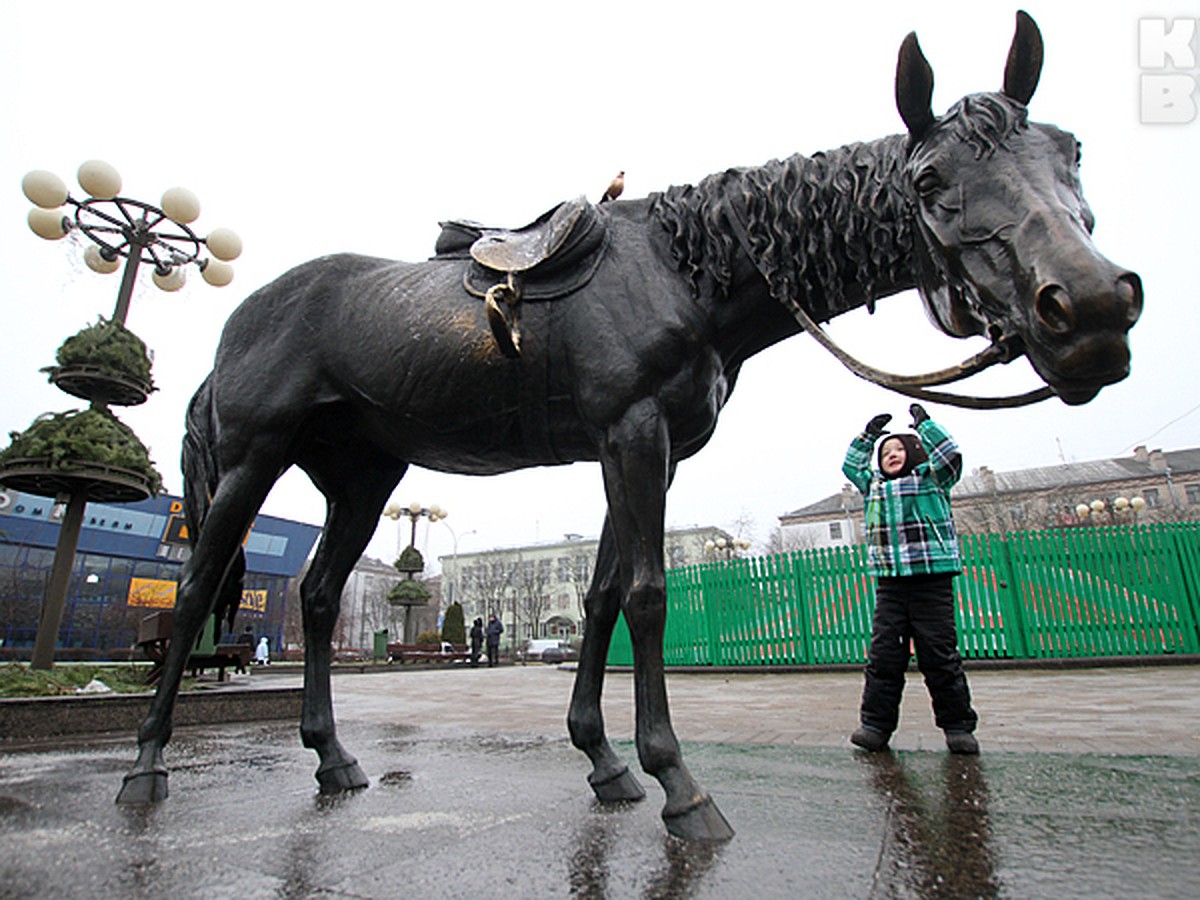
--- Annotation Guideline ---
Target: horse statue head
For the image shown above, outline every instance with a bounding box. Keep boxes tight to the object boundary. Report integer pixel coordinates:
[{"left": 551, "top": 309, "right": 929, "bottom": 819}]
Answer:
[{"left": 898, "top": 11, "right": 1142, "bottom": 404}]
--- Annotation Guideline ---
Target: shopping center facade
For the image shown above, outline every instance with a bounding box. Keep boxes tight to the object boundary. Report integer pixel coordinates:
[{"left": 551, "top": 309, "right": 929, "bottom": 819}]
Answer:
[{"left": 0, "top": 487, "right": 320, "bottom": 660}]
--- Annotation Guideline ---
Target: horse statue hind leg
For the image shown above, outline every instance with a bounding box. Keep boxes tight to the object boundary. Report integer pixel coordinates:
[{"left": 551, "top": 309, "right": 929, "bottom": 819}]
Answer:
[
  {"left": 115, "top": 445, "right": 284, "bottom": 803},
  {"left": 117, "top": 373, "right": 404, "bottom": 803}
]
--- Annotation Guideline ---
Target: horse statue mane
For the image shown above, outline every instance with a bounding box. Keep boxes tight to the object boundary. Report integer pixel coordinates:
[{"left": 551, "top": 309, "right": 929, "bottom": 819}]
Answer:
[{"left": 649, "top": 90, "right": 1031, "bottom": 323}]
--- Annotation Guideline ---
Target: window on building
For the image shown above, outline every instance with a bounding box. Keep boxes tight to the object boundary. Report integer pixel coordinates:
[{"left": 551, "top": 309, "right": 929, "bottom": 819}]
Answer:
[
  {"left": 828, "top": 522, "right": 842, "bottom": 541},
  {"left": 573, "top": 555, "right": 591, "bottom": 583},
  {"left": 1144, "top": 488, "right": 1161, "bottom": 508},
  {"left": 1187, "top": 484, "right": 1200, "bottom": 505}
]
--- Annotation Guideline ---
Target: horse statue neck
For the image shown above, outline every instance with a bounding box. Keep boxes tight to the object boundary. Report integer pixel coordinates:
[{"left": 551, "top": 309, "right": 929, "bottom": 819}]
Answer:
[{"left": 650, "top": 133, "right": 916, "bottom": 324}]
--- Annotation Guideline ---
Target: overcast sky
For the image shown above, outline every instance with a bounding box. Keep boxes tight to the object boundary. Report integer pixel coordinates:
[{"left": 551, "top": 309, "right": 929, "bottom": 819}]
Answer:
[{"left": 2, "top": 2, "right": 1197, "bottom": 572}]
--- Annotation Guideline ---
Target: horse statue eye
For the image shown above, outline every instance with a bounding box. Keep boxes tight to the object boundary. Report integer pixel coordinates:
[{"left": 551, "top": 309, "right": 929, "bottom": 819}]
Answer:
[{"left": 914, "top": 171, "right": 941, "bottom": 197}]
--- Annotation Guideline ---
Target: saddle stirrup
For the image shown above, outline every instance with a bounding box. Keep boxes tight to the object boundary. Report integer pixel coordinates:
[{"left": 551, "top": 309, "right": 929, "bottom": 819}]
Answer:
[{"left": 485, "top": 273, "right": 522, "bottom": 358}]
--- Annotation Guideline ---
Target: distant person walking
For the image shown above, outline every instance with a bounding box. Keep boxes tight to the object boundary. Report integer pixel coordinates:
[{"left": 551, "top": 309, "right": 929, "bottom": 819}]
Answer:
[
  {"left": 470, "top": 617, "right": 484, "bottom": 667},
  {"left": 235, "top": 624, "right": 255, "bottom": 675},
  {"left": 485, "top": 614, "right": 504, "bottom": 668},
  {"left": 842, "top": 404, "right": 978, "bottom": 755},
  {"left": 255, "top": 636, "right": 271, "bottom": 666}
]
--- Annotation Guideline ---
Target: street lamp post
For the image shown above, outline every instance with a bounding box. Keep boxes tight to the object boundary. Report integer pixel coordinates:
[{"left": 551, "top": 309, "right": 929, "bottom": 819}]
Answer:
[
  {"left": 440, "top": 523, "right": 476, "bottom": 611},
  {"left": 383, "top": 501, "right": 448, "bottom": 558},
  {"left": 9, "top": 162, "right": 239, "bottom": 670},
  {"left": 1075, "top": 495, "right": 1147, "bottom": 526},
  {"left": 704, "top": 535, "right": 752, "bottom": 560}
]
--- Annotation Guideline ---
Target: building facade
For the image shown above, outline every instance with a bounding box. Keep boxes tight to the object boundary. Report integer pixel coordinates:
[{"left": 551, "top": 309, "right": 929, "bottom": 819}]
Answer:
[
  {"left": 330, "top": 556, "right": 441, "bottom": 653},
  {"left": 780, "top": 445, "right": 1200, "bottom": 547},
  {"left": 0, "top": 487, "right": 319, "bottom": 660},
  {"left": 439, "top": 526, "right": 734, "bottom": 651}
]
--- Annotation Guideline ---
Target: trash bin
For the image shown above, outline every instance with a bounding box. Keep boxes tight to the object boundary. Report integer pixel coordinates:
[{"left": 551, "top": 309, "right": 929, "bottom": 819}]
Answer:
[{"left": 373, "top": 629, "right": 389, "bottom": 661}]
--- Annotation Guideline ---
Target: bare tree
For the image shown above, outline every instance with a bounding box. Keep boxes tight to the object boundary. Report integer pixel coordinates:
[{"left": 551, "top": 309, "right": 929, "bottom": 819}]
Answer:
[
  {"left": 464, "top": 552, "right": 518, "bottom": 648},
  {"left": 568, "top": 552, "right": 593, "bottom": 633},
  {"left": 765, "top": 524, "right": 820, "bottom": 554},
  {"left": 283, "top": 562, "right": 307, "bottom": 651},
  {"left": 727, "top": 509, "right": 759, "bottom": 550},
  {"left": 513, "top": 553, "right": 553, "bottom": 641}
]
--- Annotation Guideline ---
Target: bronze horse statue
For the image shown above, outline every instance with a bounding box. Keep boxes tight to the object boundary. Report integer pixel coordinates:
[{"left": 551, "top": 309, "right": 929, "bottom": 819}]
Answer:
[{"left": 117, "top": 12, "right": 1140, "bottom": 842}]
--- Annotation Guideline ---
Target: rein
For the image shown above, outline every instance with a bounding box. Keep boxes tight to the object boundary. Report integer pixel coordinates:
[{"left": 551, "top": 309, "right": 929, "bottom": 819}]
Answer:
[{"left": 725, "top": 205, "right": 1053, "bottom": 410}]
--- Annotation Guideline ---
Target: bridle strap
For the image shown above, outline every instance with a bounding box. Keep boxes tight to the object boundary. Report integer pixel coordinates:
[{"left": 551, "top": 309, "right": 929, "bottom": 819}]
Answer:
[
  {"left": 783, "top": 293, "right": 1054, "bottom": 409},
  {"left": 724, "top": 205, "right": 1054, "bottom": 410}
]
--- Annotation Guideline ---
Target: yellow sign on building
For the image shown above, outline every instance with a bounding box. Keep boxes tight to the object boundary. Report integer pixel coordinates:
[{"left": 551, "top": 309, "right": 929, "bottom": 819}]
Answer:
[
  {"left": 242, "top": 589, "right": 268, "bottom": 613},
  {"left": 127, "top": 577, "right": 177, "bottom": 608}
]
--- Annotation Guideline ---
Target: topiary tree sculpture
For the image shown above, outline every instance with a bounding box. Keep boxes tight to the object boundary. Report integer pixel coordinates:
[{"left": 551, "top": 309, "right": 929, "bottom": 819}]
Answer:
[
  {"left": 42, "top": 318, "right": 156, "bottom": 406},
  {"left": 442, "top": 601, "right": 465, "bottom": 647},
  {"left": 387, "top": 543, "right": 430, "bottom": 644}
]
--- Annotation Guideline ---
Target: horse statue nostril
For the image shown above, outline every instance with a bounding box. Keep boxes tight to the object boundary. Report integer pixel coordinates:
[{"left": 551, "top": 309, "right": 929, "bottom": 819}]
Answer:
[
  {"left": 1117, "top": 272, "right": 1144, "bottom": 326},
  {"left": 1035, "top": 283, "right": 1075, "bottom": 334}
]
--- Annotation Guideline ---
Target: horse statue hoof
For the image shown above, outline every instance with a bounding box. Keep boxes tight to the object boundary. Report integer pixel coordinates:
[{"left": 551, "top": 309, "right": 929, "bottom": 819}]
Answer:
[
  {"left": 588, "top": 765, "right": 647, "bottom": 803},
  {"left": 115, "top": 770, "right": 168, "bottom": 805},
  {"left": 662, "top": 795, "right": 735, "bottom": 843},
  {"left": 316, "top": 760, "right": 369, "bottom": 795}
]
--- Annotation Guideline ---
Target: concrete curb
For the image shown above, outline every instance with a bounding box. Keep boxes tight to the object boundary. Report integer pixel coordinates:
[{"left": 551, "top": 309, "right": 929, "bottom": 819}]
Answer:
[{"left": 0, "top": 685, "right": 302, "bottom": 741}]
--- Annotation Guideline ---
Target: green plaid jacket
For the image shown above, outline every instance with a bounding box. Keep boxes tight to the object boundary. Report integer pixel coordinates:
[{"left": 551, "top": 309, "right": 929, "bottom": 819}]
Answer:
[{"left": 842, "top": 419, "right": 963, "bottom": 578}]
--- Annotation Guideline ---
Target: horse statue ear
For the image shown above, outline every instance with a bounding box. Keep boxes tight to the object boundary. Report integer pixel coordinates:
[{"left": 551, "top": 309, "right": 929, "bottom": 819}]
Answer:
[
  {"left": 896, "top": 31, "right": 935, "bottom": 140},
  {"left": 1002, "top": 10, "right": 1043, "bottom": 105}
]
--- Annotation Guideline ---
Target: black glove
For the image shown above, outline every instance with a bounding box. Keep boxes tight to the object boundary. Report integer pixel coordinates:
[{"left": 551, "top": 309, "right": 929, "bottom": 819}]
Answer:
[
  {"left": 909, "top": 403, "right": 929, "bottom": 427},
  {"left": 865, "top": 413, "right": 892, "bottom": 438}
]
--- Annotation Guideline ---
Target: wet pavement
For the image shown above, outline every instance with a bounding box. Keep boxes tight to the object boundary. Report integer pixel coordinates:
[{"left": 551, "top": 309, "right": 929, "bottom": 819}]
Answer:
[{"left": 2, "top": 664, "right": 1199, "bottom": 898}]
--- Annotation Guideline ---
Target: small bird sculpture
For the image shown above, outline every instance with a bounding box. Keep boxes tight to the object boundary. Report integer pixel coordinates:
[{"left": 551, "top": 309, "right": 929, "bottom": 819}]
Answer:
[{"left": 601, "top": 171, "right": 625, "bottom": 203}]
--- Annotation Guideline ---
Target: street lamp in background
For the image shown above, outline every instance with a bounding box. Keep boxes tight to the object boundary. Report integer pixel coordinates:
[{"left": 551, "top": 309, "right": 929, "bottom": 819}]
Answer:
[
  {"left": 705, "top": 536, "right": 752, "bottom": 560},
  {"left": 7, "top": 162, "right": 238, "bottom": 670},
  {"left": 1075, "top": 496, "right": 1146, "bottom": 525},
  {"left": 382, "top": 500, "right": 448, "bottom": 558},
  {"left": 440, "top": 523, "right": 476, "bottom": 612}
]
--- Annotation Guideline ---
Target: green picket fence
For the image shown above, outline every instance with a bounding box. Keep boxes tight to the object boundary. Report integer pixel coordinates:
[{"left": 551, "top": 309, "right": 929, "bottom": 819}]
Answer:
[{"left": 607, "top": 523, "right": 1200, "bottom": 667}]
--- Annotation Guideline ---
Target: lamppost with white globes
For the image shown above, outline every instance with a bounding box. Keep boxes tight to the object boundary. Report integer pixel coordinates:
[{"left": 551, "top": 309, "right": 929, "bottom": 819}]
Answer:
[
  {"left": 23, "top": 161, "right": 242, "bottom": 326},
  {"left": 1074, "top": 496, "right": 1147, "bottom": 526},
  {"left": 705, "top": 536, "right": 752, "bottom": 559},
  {"left": 6, "top": 161, "right": 239, "bottom": 670},
  {"left": 382, "top": 501, "right": 448, "bottom": 558}
]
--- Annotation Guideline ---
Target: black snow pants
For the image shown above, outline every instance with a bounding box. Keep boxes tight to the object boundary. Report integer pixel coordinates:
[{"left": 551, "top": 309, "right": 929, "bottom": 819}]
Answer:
[{"left": 860, "top": 573, "right": 978, "bottom": 735}]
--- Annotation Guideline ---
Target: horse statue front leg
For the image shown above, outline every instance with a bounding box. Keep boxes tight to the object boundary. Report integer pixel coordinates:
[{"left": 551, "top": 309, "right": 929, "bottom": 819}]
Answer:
[
  {"left": 568, "top": 518, "right": 646, "bottom": 803},
  {"left": 598, "top": 401, "right": 735, "bottom": 842}
]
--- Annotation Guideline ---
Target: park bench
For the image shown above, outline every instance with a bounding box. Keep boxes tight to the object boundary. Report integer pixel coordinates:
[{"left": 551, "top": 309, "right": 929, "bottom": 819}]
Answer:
[
  {"left": 135, "top": 610, "right": 255, "bottom": 683},
  {"left": 386, "top": 642, "right": 473, "bottom": 664}
]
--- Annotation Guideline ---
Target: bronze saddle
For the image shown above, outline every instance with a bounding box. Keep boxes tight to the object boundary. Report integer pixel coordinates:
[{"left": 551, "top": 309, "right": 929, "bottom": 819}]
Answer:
[{"left": 434, "top": 196, "right": 609, "bottom": 357}]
